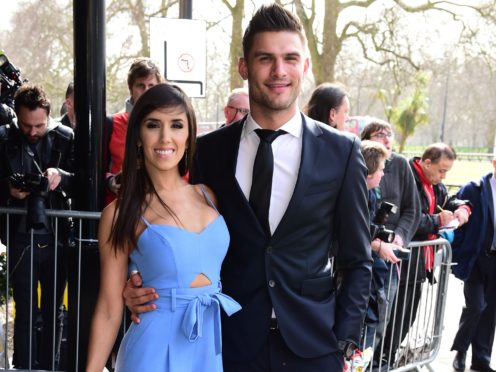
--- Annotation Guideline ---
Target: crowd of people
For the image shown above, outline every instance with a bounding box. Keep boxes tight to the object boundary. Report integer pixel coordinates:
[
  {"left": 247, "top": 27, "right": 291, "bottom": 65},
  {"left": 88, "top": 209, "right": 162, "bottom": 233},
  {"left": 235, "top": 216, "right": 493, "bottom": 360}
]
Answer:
[{"left": 0, "top": 3, "right": 495, "bottom": 372}]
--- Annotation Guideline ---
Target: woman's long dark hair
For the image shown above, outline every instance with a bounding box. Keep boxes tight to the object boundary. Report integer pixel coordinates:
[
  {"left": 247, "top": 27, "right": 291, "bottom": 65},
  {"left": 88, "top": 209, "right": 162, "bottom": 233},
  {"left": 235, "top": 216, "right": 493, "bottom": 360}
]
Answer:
[
  {"left": 109, "top": 83, "right": 197, "bottom": 252},
  {"left": 305, "top": 82, "right": 348, "bottom": 128}
]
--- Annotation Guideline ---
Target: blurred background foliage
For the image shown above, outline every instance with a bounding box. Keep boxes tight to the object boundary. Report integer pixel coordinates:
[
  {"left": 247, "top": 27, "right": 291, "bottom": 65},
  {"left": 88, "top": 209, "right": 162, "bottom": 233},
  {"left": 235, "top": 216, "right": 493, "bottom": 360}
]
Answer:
[{"left": 0, "top": 0, "right": 495, "bottom": 149}]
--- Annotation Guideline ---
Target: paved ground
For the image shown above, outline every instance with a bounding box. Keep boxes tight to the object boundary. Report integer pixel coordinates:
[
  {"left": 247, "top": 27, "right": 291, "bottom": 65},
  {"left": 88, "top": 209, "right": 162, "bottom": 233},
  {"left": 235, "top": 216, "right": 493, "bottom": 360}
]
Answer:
[{"left": 423, "top": 276, "right": 496, "bottom": 371}]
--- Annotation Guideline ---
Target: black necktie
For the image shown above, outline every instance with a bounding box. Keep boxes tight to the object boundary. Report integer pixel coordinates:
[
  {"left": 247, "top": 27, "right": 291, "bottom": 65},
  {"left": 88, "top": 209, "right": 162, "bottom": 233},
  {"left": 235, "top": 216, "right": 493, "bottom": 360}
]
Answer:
[{"left": 249, "top": 129, "right": 286, "bottom": 235}]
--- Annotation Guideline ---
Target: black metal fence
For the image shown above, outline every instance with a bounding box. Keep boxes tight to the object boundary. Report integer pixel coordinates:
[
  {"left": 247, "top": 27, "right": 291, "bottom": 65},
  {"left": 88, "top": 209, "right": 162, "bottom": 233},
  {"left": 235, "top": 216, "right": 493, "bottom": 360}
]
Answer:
[{"left": 0, "top": 208, "right": 452, "bottom": 372}]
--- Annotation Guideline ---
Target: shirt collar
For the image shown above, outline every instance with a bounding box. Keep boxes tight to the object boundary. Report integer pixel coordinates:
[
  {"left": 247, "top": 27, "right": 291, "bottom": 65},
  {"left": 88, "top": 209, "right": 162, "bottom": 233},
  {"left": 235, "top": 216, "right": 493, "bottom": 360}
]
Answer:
[{"left": 242, "top": 111, "right": 303, "bottom": 139}]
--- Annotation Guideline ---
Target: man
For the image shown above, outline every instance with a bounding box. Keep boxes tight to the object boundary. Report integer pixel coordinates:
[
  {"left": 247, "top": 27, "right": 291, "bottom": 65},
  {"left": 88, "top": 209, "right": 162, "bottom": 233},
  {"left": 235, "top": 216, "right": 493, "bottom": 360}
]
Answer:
[
  {"left": 124, "top": 4, "right": 372, "bottom": 371},
  {"left": 0, "top": 84, "right": 75, "bottom": 369},
  {"left": 450, "top": 161, "right": 496, "bottom": 372},
  {"left": 360, "top": 119, "right": 420, "bottom": 362},
  {"left": 223, "top": 87, "right": 250, "bottom": 125},
  {"left": 59, "top": 82, "right": 75, "bottom": 129},
  {"left": 104, "top": 57, "right": 163, "bottom": 205},
  {"left": 383, "top": 143, "right": 470, "bottom": 365}
]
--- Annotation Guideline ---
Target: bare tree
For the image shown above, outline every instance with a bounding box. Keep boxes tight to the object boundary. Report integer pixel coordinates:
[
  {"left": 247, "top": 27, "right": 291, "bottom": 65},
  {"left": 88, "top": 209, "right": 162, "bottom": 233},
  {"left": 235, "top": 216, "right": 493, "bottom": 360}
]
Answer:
[
  {"left": 292, "top": 0, "right": 495, "bottom": 85},
  {"left": 0, "top": 1, "right": 73, "bottom": 112},
  {"left": 220, "top": 0, "right": 245, "bottom": 91},
  {"left": 105, "top": 0, "right": 179, "bottom": 112}
]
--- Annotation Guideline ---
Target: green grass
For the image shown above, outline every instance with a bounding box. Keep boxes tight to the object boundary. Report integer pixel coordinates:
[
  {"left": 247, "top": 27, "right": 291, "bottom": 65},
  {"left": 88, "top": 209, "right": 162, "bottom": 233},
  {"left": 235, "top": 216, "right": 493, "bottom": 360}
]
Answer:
[{"left": 444, "top": 160, "right": 493, "bottom": 187}]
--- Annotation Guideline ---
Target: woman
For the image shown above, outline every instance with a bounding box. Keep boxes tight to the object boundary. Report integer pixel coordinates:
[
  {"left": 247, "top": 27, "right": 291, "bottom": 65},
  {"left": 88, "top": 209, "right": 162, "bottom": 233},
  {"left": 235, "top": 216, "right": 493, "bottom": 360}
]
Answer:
[
  {"left": 86, "top": 84, "right": 241, "bottom": 372},
  {"left": 306, "top": 82, "right": 350, "bottom": 130}
]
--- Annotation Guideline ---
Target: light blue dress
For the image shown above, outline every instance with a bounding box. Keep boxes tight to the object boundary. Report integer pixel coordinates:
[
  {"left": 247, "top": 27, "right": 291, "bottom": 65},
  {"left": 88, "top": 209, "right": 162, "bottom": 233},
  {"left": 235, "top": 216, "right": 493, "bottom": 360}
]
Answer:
[{"left": 115, "top": 189, "right": 241, "bottom": 372}]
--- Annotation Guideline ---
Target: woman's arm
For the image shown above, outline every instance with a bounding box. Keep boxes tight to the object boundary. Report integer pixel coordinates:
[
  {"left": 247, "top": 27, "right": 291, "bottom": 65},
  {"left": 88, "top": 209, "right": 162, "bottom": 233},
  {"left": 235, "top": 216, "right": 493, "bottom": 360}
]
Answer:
[{"left": 86, "top": 203, "right": 129, "bottom": 372}]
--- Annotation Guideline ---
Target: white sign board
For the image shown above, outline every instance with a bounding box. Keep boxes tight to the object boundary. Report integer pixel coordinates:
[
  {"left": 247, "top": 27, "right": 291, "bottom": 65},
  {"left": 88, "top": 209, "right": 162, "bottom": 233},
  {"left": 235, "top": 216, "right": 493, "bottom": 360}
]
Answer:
[{"left": 150, "top": 17, "right": 206, "bottom": 97}]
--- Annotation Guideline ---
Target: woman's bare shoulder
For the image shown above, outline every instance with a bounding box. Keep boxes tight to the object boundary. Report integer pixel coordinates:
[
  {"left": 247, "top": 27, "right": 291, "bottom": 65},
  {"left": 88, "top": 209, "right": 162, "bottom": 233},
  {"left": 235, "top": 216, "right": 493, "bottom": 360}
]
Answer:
[
  {"left": 101, "top": 200, "right": 118, "bottom": 224},
  {"left": 192, "top": 183, "right": 218, "bottom": 208}
]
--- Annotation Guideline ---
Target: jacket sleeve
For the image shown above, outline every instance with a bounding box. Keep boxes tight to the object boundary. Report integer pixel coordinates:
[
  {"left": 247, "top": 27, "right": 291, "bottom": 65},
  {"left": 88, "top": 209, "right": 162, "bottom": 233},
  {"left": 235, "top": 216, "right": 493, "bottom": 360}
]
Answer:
[
  {"left": 334, "top": 137, "right": 373, "bottom": 345},
  {"left": 416, "top": 183, "right": 471, "bottom": 236},
  {"left": 0, "top": 128, "right": 10, "bottom": 205},
  {"left": 394, "top": 157, "right": 421, "bottom": 246},
  {"left": 452, "top": 181, "right": 479, "bottom": 244},
  {"left": 53, "top": 127, "right": 76, "bottom": 193}
]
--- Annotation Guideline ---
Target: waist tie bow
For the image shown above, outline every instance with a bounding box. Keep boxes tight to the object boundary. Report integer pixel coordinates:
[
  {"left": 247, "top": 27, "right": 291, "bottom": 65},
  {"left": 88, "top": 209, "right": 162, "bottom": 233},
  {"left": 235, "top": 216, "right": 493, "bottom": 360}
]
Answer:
[{"left": 181, "top": 292, "right": 241, "bottom": 355}]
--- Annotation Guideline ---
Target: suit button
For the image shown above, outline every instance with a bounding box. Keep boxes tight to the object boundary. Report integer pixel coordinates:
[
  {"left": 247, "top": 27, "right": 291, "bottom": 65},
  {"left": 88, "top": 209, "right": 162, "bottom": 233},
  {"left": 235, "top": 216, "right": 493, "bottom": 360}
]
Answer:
[
  {"left": 266, "top": 246, "right": 273, "bottom": 254},
  {"left": 268, "top": 280, "right": 275, "bottom": 288}
]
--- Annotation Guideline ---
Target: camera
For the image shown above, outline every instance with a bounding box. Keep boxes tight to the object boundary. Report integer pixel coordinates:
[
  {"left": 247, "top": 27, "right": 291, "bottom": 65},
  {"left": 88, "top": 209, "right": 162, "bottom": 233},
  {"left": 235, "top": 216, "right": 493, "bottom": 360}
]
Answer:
[
  {"left": 9, "top": 173, "right": 50, "bottom": 229},
  {"left": 9, "top": 173, "right": 50, "bottom": 194},
  {"left": 0, "top": 50, "right": 25, "bottom": 105},
  {"left": 370, "top": 202, "right": 398, "bottom": 243}
]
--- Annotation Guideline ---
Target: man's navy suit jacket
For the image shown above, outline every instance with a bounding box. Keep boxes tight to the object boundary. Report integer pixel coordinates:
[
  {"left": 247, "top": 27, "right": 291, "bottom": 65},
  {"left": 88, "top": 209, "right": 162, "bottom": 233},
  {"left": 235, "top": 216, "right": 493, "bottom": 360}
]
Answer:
[
  {"left": 451, "top": 172, "right": 493, "bottom": 281},
  {"left": 191, "top": 114, "right": 372, "bottom": 362}
]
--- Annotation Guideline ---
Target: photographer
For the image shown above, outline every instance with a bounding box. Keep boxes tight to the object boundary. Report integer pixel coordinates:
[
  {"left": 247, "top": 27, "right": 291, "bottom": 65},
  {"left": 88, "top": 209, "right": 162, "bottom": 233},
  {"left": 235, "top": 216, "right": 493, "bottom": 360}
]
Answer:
[
  {"left": 0, "top": 84, "right": 75, "bottom": 369},
  {"left": 360, "top": 120, "right": 421, "bottom": 366},
  {"left": 360, "top": 141, "right": 403, "bottom": 352}
]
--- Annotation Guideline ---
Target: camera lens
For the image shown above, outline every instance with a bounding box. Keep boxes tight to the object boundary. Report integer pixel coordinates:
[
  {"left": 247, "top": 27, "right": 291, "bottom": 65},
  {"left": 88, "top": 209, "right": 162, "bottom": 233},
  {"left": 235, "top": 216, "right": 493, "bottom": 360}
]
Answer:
[{"left": 27, "top": 195, "right": 49, "bottom": 229}]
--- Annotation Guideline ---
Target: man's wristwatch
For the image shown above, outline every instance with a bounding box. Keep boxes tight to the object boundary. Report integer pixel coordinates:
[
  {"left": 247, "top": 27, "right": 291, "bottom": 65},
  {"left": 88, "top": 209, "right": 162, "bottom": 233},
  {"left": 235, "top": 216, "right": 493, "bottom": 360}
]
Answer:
[{"left": 338, "top": 340, "right": 357, "bottom": 360}]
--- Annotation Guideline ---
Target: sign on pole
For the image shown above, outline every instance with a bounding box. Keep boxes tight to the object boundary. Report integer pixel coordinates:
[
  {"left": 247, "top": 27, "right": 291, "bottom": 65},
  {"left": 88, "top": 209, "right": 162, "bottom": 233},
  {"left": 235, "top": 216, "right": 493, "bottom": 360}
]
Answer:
[{"left": 150, "top": 17, "right": 206, "bottom": 98}]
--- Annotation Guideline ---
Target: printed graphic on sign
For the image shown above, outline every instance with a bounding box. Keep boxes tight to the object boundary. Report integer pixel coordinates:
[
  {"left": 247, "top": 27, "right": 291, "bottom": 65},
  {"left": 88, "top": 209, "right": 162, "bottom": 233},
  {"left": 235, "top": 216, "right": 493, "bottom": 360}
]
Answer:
[
  {"left": 150, "top": 18, "right": 206, "bottom": 97},
  {"left": 178, "top": 54, "right": 194, "bottom": 73}
]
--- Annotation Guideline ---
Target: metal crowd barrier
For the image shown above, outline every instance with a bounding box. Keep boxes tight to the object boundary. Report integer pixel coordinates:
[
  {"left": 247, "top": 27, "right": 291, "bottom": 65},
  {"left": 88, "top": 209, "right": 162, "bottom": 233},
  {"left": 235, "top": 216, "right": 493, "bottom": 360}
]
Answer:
[
  {"left": 0, "top": 208, "right": 453, "bottom": 372},
  {"left": 0, "top": 207, "right": 101, "bottom": 372},
  {"left": 358, "top": 238, "right": 452, "bottom": 372}
]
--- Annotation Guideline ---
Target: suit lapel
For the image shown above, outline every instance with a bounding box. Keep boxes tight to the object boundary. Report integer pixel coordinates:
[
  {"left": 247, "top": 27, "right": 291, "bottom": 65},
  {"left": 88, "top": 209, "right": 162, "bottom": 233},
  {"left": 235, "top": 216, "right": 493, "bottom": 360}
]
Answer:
[
  {"left": 272, "top": 115, "right": 323, "bottom": 241},
  {"left": 216, "top": 120, "right": 250, "bottom": 204},
  {"left": 222, "top": 120, "right": 243, "bottom": 178}
]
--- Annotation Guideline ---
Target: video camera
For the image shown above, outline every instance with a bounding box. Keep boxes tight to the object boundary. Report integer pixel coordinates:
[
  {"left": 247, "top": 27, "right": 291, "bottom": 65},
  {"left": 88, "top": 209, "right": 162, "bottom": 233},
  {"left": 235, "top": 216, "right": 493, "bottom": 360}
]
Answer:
[
  {"left": 9, "top": 173, "right": 50, "bottom": 229},
  {"left": 0, "top": 50, "right": 25, "bottom": 104},
  {"left": 370, "top": 201, "right": 398, "bottom": 243}
]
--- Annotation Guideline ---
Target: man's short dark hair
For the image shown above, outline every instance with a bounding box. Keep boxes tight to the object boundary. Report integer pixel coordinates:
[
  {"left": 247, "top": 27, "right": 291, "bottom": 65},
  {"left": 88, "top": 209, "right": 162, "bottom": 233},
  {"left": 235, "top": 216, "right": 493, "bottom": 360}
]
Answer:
[
  {"left": 127, "top": 57, "right": 163, "bottom": 92},
  {"left": 422, "top": 143, "right": 457, "bottom": 163},
  {"left": 360, "top": 119, "right": 392, "bottom": 141},
  {"left": 14, "top": 84, "right": 51, "bottom": 117},
  {"left": 242, "top": 3, "right": 306, "bottom": 59}
]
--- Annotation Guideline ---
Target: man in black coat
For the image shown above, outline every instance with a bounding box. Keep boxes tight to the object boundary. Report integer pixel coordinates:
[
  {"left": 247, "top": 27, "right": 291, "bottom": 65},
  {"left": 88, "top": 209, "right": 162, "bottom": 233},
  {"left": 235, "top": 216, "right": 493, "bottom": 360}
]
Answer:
[
  {"left": 450, "top": 163, "right": 496, "bottom": 372},
  {"left": 0, "top": 84, "right": 75, "bottom": 369},
  {"left": 383, "top": 143, "right": 470, "bottom": 366}
]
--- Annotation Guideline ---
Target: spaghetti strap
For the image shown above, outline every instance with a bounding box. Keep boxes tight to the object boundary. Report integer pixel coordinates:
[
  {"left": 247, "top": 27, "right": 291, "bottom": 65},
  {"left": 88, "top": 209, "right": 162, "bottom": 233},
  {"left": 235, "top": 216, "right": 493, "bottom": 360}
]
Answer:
[
  {"left": 141, "top": 216, "right": 151, "bottom": 226},
  {"left": 198, "top": 184, "right": 218, "bottom": 213}
]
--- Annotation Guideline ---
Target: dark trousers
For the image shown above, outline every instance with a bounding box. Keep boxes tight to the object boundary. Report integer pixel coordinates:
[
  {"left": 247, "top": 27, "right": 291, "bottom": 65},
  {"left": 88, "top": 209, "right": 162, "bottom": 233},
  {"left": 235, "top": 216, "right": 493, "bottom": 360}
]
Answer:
[
  {"left": 451, "top": 253, "right": 496, "bottom": 366},
  {"left": 382, "top": 280, "right": 422, "bottom": 365},
  {"left": 223, "top": 327, "right": 343, "bottom": 372},
  {"left": 9, "top": 233, "right": 66, "bottom": 369}
]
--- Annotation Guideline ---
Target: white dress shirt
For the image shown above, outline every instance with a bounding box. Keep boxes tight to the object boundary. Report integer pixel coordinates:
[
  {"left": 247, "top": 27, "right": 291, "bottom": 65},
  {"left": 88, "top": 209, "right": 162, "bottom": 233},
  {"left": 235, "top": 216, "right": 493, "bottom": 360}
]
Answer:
[{"left": 236, "top": 112, "right": 303, "bottom": 235}]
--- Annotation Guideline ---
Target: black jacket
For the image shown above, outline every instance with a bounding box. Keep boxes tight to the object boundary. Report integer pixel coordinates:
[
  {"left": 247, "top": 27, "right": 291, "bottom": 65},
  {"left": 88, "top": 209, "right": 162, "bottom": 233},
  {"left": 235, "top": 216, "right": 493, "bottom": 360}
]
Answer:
[
  {"left": 191, "top": 114, "right": 372, "bottom": 361},
  {"left": 0, "top": 119, "right": 75, "bottom": 238},
  {"left": 404, "top": 157, "right": 469, "bottom": 283}
]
